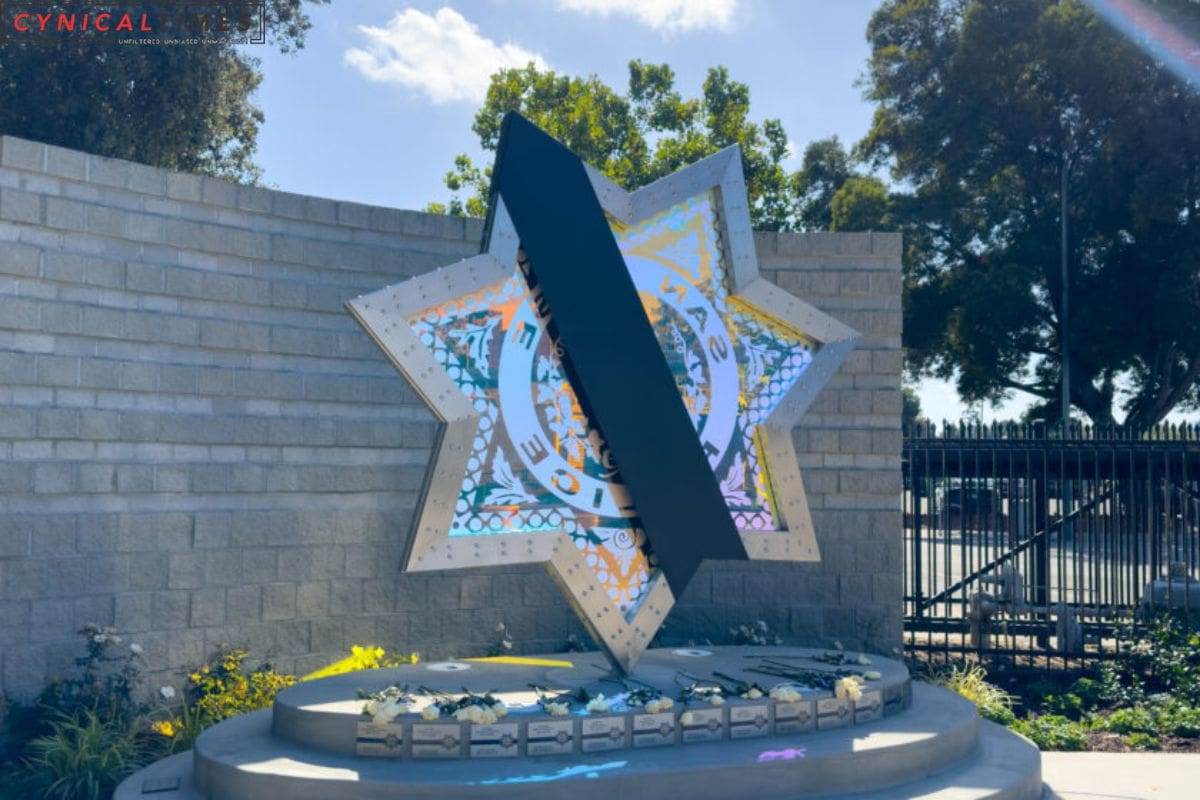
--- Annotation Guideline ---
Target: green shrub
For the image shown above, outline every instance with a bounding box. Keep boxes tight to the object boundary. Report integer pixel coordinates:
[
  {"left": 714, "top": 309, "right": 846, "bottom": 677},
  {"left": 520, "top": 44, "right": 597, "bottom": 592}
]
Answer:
[
  {"left": 1068, "top": 677, "right": 1105, "bottom": 709},
  {"left": 1011, "top": 714, "right": 1089, "bottom": 751},
  {"left": 21, "top": 707, "right": 144, "bottom": 800},
  {"left": 1093, "top": 705, "right": 1156, "bottom": 734},
  {"left": 1101, "top": 615, "right": 1200, "bottom": 707},
  {"left": 1122, "top": 732, "right": 1161, "bottom": 750},
  {"left": 935, "top": 664, "right": 1016, "bottom": 725},
  {"left": 1156, "top": 699, "right": 1200, "bottom": 737}
]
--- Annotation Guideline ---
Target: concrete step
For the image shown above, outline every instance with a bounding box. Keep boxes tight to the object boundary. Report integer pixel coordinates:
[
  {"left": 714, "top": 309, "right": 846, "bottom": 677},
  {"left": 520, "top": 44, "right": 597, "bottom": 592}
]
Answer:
[
  {"left": 843, "top": 721, "right": 1042, "bottom": 800},
  {"left": 115, "top": 684, "right": 1038, "bottom": 800}
]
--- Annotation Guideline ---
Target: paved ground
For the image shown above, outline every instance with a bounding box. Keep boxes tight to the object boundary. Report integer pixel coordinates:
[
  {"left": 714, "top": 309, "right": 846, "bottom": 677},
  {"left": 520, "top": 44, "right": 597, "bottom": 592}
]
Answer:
[{"left": 1042, "top": 752, "right": 1200, "bottom": 799}]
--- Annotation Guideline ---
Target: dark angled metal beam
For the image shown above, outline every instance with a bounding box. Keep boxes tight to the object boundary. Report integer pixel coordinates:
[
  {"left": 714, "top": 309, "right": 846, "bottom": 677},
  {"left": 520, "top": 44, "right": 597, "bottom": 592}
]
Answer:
[{"left": 487, "top": 112, "right": 747, "bottom": 596}]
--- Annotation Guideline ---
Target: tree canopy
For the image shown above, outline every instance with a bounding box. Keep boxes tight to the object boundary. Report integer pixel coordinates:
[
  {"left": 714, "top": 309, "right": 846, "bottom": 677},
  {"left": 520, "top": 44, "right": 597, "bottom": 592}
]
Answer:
[
  {"left": 861, "top": 0, "right": 1200, "bottom": 428},
  {"left": 428, "top": 61, "right": 889, "bottom": 233},
  {"left": 0, "top": 1, "right": 326, "bottom": 183}
]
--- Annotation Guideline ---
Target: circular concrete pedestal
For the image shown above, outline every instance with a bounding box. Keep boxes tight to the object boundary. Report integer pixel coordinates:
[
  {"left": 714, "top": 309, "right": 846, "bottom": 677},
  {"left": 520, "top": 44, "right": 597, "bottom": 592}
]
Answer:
[{"left": 116, "top": 647, "right": 1043, "bottom": 800}]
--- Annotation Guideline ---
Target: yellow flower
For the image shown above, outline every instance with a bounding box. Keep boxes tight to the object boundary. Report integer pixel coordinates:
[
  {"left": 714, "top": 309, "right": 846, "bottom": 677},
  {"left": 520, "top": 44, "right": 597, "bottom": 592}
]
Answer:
[{"left": 151, "top": 720, "right": 177, "bottom": 738}]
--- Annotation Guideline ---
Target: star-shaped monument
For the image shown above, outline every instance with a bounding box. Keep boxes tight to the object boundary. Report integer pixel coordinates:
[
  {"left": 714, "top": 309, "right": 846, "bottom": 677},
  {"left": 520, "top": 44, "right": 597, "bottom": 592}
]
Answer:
[{"left": 349, "top": 115, "right": 858, "bottom": 672}]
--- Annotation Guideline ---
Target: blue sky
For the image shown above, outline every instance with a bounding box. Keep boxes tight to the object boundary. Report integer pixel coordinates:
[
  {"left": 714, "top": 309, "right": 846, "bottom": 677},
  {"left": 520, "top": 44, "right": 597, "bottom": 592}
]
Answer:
[{"left": 241, "top": 0, "right": 1016, "bottom": 423}]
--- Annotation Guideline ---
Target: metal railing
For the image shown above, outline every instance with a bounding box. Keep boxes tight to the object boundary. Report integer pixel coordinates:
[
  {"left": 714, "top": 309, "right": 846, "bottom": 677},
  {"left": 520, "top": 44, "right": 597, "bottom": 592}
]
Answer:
[{"left": 903, "top": 421, "right": 1200, "bottom": 668}]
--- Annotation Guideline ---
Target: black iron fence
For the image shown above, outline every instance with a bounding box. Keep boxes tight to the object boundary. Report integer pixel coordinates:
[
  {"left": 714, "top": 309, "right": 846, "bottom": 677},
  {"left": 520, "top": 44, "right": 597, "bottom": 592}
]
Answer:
[{"left": 903, "top": 421, "right": 1200, "bottom": 668}]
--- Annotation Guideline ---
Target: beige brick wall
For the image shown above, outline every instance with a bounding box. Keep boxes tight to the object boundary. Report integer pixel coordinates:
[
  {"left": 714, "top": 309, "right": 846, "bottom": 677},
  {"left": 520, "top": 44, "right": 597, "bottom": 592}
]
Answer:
[{"left": 0, "top": 136, "right": 901, "bottom": 697}]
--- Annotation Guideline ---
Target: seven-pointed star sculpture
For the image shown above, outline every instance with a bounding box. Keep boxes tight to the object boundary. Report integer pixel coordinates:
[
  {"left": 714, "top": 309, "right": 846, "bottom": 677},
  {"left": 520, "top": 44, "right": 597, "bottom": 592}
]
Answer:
[{"left": 348, "top": 115, "right": 858, "bottom": 673}]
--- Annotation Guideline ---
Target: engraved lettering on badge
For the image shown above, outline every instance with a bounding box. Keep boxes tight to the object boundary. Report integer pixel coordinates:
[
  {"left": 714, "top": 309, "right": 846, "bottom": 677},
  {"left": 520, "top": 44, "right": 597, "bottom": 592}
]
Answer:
[
  {"left": 729, "top": 704, "right": 770, "bottom": 739},
  {"left": 773, "top": 700, "right": 815, "bottom": 734},
  {"left": 855, "top": 691, "right": 883, "bottom": 724},
  {"left": 411, "top": 723, "right": 462, "bottom": 759},
  {"left": 817, "top": 697, "right": 851, "bottom": 730},
  {"left": 632, "top": 711, "right": 676, "bottom": 748},
  {"left": 469, "top": 722, "right": 520, "bottom": 758},
  {"left": 526, "top": 719, "right": 575, "bottom": 756},
  {"left": 355, "top": 720, "right": 405, "bottom": 758},
  {"left": 680, "top": 707, "right": 725, "bottom": 743},
  {"left": 580, "top": 716, "right": 627, "bottom": 752}
]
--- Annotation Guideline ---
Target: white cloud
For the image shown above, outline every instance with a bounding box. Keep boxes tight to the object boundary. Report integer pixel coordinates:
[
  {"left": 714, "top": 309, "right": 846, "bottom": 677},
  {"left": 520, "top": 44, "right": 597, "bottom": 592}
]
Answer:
[
  {"left": 784, "top": 138, "right": 800, "bottom": 166},
  {"left": 555, "top": 0, "right": 739, "bottom": 34},
  {"left": 344, "top": 7, "right": 546, "bottom": 104}
]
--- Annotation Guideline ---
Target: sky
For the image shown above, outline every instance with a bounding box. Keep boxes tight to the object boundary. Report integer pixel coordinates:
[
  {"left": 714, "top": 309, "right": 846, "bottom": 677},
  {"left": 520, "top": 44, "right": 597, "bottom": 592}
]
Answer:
[{"left": 239, "top": 0, "right": 1108, "bottom": 425}]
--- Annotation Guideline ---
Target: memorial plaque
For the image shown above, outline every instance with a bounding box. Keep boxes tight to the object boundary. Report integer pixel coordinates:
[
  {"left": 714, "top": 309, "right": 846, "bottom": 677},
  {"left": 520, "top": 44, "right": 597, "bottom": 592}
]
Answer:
[
  {"left": 681, "top": 707, "right": 726, "bottom": 743},
  {"left": 355, "top": 720, "right": 404, "bottom": 757},
  {"left": 469, "top": 722, "right": 520, "bottom": 758},
  {"left": 883, "top": 683, "right": 904, "bottom": 716},
  {"left": 817, "top": 697, "right": 853, "bottom": 730},
  {"left": 349, "top": 113, "right": 858, "bottom": 674},
  {"left": 581, "top": 715, "right": 628, "bottom": 752},
  {"left": 855, "top": 691, "right": 883, "bottom": 724},
  {"left": 526, "top": 718, "right": 575, "bottom": 756},
  {"left": 632, "top": 711, "right": 676, "bottom": 747},
  {"left": 411, "top": 722, "right": 463, "bottom": 759},
  {"left": 729, "top": 703, "right": 771, "bottom": 739},
  {"left": 772, "top": 699, "right": 815, "bottom": 734}
]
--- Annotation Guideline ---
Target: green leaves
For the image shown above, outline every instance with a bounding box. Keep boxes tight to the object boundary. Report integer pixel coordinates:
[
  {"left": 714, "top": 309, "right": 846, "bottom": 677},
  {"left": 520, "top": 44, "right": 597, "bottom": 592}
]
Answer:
[
  {"left": 430, "top": 61, "right": 803, "bottom": 232},
  {"left": 0, "top": 1, "right": 328, "bottom": 184},
  {"left": 862, "top": 0, "right": 1200, "bottom": 427}
]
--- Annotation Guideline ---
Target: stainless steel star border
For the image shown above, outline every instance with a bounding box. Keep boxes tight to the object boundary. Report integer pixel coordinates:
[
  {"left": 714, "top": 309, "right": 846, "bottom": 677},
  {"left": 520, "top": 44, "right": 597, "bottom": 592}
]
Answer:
[{"left": 347, "top": 142, "right": 859, "bottom": 672}]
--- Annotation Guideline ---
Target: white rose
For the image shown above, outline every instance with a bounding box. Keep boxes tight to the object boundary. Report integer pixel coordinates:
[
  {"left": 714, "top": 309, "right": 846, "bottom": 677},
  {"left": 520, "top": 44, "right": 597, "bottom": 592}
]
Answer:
[
  {"left": 834, "top": 677, "right": 863, "bottom": 702},
  {"left": 372, "top": 698, "right": 406, "bottom": 724},
  {"left": 708, "top": 694, "right": 725, "bottom": 706},
  {"left": 420, "top": 706, "right": 440, "bottom": 721},
  {"left": 656, "top": 697, "right": 674, "bottom": 710},
  {"left": 644, "top": 700, "right": 661, "bottom": 714},
  {"left": 679, "top": 711, "right": 695, "bottom": 726},
  {"left": 864, "top": 671, "right": 882, "bottom": 681},
  {"left": 493, "top": 703, "right": 508, "bottom": 718},
  {"left": 769, "top": 686, "right": 801, "bottom": 703},
  {"left": 745, "top": 688, "right": 763, "bottom": 700},
  {"left": 856, "top": 655, "right": 872, "bottom": 666},
  {"left": 129, "top": 643, "right": 143, "bottom": 655},
  {"left": 545, "top": 702, "right": 569, "bottom": 717},
  {"left": 586, "top": 694, "right": 610, "bottom": 714}
]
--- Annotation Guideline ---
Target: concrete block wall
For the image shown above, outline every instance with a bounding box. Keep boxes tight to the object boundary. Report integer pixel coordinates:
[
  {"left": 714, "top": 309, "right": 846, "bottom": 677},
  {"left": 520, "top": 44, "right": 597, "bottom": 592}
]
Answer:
[{"left": 0, "top": 135, "right": 901, "bottom": 697}]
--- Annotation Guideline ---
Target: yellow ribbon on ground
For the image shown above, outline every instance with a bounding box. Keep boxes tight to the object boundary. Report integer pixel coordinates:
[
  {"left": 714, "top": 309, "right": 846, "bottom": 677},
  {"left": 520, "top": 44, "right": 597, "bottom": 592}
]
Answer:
[{"left": 462, "top": 656, "right": 575, "bottom": 668}]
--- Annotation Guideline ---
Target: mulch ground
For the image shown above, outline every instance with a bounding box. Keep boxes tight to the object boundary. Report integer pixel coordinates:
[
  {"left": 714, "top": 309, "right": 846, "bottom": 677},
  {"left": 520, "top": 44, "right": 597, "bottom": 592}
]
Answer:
[{"left": 1085, "top": 731, "right": 1200, "bottom": 752}]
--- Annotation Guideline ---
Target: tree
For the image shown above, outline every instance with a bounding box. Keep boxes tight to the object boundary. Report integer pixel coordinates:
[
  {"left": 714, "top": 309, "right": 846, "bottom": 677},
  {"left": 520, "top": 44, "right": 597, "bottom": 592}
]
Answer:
[
  {"left": 428, "top": 61, "right": 804, "bottom": 230},
  {"left": 861, "top": 0, "right": 1200, "bottom": 428},
  {"left": 0, "top": 1, "right": 327, "bottom": 183},
  {"left": 792, "top": 136, "right": 853, "bottom": 231},
  {"left": 902, "top": 386, "right": 925, "bottom": 430}
]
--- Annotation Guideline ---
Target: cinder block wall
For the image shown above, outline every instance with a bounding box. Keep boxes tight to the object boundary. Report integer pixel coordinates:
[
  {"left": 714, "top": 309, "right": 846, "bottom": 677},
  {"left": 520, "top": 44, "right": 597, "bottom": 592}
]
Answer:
[{"left": 0, "top": 136, "right": 901, "bottom": 698}]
